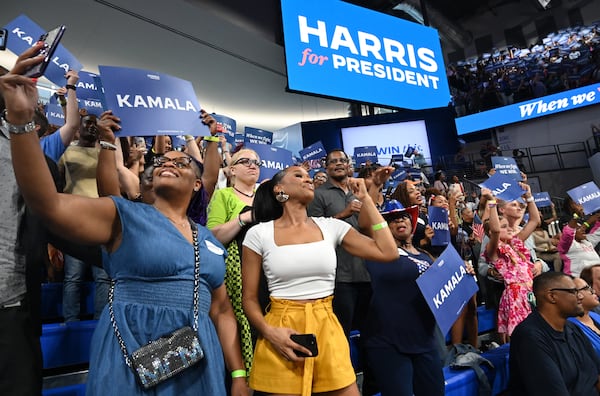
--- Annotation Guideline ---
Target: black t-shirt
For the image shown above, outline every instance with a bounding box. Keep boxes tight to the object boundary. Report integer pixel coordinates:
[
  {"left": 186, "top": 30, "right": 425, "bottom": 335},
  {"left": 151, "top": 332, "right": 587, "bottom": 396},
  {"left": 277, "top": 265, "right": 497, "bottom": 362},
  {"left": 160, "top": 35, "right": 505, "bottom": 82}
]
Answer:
[{"left": 510, "top": 310, "right": 600, "bottom": 396}]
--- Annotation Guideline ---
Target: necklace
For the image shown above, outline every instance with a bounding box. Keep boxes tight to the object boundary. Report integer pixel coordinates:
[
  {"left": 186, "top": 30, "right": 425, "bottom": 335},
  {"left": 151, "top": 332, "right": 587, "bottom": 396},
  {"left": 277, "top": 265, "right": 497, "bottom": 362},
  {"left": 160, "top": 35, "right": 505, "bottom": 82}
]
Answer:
[
  {"left": 166, "top": 216, "right": 189, "bottom": 228},
  {"left": 233, "top": 185, "right": 255, "bottom": 198}
]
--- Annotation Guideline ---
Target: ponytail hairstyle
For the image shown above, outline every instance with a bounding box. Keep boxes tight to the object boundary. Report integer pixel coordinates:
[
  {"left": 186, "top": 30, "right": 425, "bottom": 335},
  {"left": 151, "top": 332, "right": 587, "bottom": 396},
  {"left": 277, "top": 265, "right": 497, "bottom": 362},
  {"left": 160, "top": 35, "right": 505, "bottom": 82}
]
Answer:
[{"left": 253, "top": 169, "right": 288, "bottom": 223}]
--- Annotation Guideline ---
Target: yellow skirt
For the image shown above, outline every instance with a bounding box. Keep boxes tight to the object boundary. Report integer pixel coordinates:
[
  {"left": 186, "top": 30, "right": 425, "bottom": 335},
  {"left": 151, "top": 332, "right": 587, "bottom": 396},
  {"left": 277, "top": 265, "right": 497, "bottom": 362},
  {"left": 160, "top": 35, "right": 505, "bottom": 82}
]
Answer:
[{"left": 249, "top": 296, "right": 356, "bottom": 395}]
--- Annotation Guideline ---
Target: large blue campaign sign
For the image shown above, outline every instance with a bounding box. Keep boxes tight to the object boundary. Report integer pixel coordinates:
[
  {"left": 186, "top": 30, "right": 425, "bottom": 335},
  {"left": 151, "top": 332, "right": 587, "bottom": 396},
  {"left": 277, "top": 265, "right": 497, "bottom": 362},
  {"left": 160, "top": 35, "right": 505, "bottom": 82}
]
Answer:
[
  {"left": 244, "top": 127, "right": 273, "bottom": 145},
  {"left": 245, "top": 143, "right": 294, "bottom": 182},
  {"left": 45, "top": 103, "right": 65, "bottom": 126},
  {"left": 533, "top": 192, "right": 552, "bottom": 208},
  {"left": 212, "top": 114, "right": 236, "bottom": 146},
  {"left": 299, "top": 141, "right": 326, "bottom": 161},
  {"left": 428, "top": 206, "right": 450, "bottom": 247},
  {"left": 492, "top": 156, "right": 521, "bottom": 181},
  {"left": 567, "top": 182, "right": 600, "bottom": 215},
  {"left": 416, "top": 244, "right": 478, "bottom": 335},
  {"left": 3, "top": 15, "right": 83, "bottom": 86},
  {"left": 353, "top": 146, "right": 378, "bottom": 166},
  {"left": 98, "top": 66, "right": 208, "bottom": 137},
  {"left": 480, "top": 172, "right": 526, "bottom": 202},
  {"left": 456, "top": 83, "right": 600, "bottom": 135},
  {"left": 75, "top": 71, "right": 106, "bottom": 116},
  {"left": 281, "top": 0, "right": 450, "bottom": 110}
]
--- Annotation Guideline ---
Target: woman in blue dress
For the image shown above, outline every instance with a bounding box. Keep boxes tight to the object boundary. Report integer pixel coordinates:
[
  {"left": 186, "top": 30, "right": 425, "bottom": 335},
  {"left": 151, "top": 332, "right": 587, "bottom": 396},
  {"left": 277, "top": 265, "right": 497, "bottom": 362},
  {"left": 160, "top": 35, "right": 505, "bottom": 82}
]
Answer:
[
  {"left": 363, "top": 200, "right": 445, "bottom": 396},
  {"left": 2, "top": 45, "right": 248, "bottom": 396},
  {"left": 569, "top": 277, "right": 600, "bottom": 357}
]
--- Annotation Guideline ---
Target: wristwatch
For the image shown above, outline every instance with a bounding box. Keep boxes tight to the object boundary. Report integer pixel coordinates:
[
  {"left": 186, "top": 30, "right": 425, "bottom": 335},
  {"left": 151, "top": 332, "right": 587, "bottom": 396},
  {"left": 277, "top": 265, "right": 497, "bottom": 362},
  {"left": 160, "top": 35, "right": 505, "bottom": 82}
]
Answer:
[{"left": 1, "top": 111, "right": 36, "bottom": 134}]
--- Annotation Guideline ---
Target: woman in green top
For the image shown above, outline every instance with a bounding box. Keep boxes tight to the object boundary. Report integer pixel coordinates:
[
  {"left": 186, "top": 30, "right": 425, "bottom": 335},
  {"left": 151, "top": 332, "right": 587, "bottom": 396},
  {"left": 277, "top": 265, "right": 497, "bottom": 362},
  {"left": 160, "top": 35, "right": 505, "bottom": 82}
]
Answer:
[{"left": 207, "top": 148, "right": 261, "bottom": 372}]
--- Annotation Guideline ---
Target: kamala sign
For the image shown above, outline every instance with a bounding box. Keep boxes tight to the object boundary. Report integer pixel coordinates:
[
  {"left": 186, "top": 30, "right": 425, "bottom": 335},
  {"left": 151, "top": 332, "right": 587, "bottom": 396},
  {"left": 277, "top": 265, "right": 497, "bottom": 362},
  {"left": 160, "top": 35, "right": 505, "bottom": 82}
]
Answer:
[{"left": 281, "top": 0, "right": 450, "bottom": 110}]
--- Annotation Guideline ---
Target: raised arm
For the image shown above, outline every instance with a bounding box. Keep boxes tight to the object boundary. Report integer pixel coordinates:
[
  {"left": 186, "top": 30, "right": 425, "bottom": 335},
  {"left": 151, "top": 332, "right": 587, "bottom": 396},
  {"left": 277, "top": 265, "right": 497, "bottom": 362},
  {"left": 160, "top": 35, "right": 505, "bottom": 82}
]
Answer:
[
  {"left": 58, "top": 70, "right": 80, "bottom": 146},
  {"left": 485, "top": 190, "right": 501, "bottom": 263},
  {"left": 1, "top": 44, "right": 119, "bottom": 247},
  {"left": 517, "top": 183, "right": 541, "bottom": 241},
  {"left": 343, "top": 177, "right": 398, "bottom": 262},
  {"left": 200, "top": 110, "right": 220, "bottom": 199}
]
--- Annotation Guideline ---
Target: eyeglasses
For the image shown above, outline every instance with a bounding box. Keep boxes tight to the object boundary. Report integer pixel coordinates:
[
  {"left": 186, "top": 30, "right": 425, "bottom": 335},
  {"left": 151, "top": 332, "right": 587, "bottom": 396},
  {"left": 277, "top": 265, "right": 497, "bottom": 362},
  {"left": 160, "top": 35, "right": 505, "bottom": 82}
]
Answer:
[
  {"left": 153, "top": 155, "right": 193, "bottom": 169},
  {"left": 314, "top": 176, "right": 327, "bottom": 181},
  {"left": 327, "top": 157, "right": 350, "bottom": 165},
  {"left": 549, "top": 288, "right": 583, "bottom": 296},
  {"left": 233, "top": 158, "right": 261, "bottom": 167},
  {"left": 578, "top": 285, "right": 596, "bottom": 294},
  {"left": 389, "top": 213, "right": 412, "bottom": 223}
]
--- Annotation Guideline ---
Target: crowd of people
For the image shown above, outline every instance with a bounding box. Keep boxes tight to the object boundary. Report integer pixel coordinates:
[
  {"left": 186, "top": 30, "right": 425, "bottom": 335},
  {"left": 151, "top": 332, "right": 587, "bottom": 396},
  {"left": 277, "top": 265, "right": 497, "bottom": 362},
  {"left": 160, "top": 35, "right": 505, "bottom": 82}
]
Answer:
[
  {"left": 2, "top": 43, "right": 600, "bottom": 396},
  {"left": 448, "top": 21, "right": 600, "bottom": 117}
]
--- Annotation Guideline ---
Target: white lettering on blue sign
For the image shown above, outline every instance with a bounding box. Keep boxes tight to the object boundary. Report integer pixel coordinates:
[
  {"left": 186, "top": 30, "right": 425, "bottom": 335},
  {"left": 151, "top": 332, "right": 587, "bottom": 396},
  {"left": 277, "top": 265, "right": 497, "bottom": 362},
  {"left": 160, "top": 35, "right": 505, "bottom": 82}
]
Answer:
[
  {"left": 263, "top": 160, "right": 285, "bottom": 170},
  {"left": 115, "top": 95, "right": 197, "bottom": 112},
  {"left": 77, "top": 82, "right": 98, "bottom": 91},
  {"left": 302, "top": 148, "right": 324, "bottom": 160},
  {"left": 356, "top": 151, "right": 376, "bottom": 157},
  {"left": 578, "top": 191, "right": 600, "bottom": 205},
  {"left": 297, "top": 16, "right": 440, "bottom": 90},
  {"left": 431, "top": 222, "right": 449, "bottom": 231},
  {"left": 492, "top": 183, "right": 512, "bottom": 195},
  {"left": 51, "top": 56, "right": 69, "bottom": 74},
  {"left": 432, "top": 266, "right": 467, "bottom": 309},
  {"left": 49, "top": 112, "right": 64, "bottom": 119},
  {"left": 11, "top": 27, "right": 35, "bottom": 45}
]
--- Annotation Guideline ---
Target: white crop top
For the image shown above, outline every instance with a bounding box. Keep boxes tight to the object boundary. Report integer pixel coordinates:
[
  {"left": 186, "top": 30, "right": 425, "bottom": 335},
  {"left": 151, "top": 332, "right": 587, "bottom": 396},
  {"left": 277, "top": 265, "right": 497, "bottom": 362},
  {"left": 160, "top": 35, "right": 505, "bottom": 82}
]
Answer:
[{"left": 243, "top": 217, "right": 351, "bottom": 300}]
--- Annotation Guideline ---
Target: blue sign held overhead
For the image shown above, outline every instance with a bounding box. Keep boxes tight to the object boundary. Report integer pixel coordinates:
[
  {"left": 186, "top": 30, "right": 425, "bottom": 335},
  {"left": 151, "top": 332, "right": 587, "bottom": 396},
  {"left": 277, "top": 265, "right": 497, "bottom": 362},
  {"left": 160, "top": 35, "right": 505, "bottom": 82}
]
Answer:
[
  {"left": 567, "top": 182, "right": 600, "bottom": 215},
  {"left": 212, "top": 114, "right": 236, "bottom": 146},
  {"left": 416, "top": 244, "right": 478, "bottom": 336},
  {"left": 244, "top": 143, "right": 294, "bottom": 182},
  {"left": 75, "top": 71, "right": 106, "bottom": 116},
  {"left": 299, "top": 141, "right": 326, "bottom": 162},
  {"left": 280, "top": 0, "right": 450, "bottom": 110},
  {"left": 3, "top": 15, "right": 83, "bottom": 86},
  {"left": 244, "top": 127, "right": 273, "bottom": 145},
  {"left": 45, "top": 103, "right": 65, "bottom": 126},
  {"left": 98, "top": 66, "right": 208, "bottom": 137},
  {"left": 354, "top": 146, "right": 378, "bottom": 166},
  {"left": 533, "top": 192, "right": 552, "bottom": 208},
  {"left": 492, "top": 156, "right": 522, "bottom": 181},
  {"left": 480, "top": 172, "right": 526, "bottom": 202}
]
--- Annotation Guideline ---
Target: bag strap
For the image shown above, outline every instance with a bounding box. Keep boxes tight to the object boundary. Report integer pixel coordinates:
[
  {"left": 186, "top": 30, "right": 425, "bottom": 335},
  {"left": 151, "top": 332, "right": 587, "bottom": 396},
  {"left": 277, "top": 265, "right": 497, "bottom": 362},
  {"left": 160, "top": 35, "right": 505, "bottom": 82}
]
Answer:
[{"left": 108, "top": 225, "right": 200, "bottom": 368}]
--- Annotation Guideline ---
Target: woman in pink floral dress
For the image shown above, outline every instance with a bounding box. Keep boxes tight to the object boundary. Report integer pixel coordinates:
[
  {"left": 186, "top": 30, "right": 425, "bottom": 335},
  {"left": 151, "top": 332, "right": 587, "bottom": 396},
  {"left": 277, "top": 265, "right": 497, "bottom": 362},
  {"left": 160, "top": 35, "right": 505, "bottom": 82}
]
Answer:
[{"left": 483, "top": 186, "right": 540, "bottom": 343}]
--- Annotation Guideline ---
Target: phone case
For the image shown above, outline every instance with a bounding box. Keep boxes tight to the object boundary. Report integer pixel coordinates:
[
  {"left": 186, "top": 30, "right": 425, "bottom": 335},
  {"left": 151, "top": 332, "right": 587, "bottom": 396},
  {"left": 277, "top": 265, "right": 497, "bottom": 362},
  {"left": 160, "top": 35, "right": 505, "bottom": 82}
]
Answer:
[
  {"left": 24, "top": 25, "right": 66, "bottom": 78},
  {"left": 290, "top": 334, "right": 318, "bottom": 357}
]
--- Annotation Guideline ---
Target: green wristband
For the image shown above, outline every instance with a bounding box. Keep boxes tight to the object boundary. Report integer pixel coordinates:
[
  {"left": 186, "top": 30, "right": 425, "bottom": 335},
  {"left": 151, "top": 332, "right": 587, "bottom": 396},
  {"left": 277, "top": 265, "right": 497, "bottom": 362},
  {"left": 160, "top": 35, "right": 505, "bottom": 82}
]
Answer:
[
  {"left": 203, "top": 135, "right": 220, "bottom": 143},
  {"left": 584, "top": 221, "right": 591, "bottom": 229},
  {"left": 372, "top": 221, "right": 388, "bottom": 231},
  {"left": 231, "top": 369, "right": 247, "bottom": 379}
]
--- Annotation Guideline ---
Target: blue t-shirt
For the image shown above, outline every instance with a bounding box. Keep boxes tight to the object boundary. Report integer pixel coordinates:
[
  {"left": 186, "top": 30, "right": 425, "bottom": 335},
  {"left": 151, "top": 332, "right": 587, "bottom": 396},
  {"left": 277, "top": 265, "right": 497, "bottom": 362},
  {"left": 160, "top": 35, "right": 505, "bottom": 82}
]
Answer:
[{"left": 40, "top": 131, "right": 66, "bottom": 163}]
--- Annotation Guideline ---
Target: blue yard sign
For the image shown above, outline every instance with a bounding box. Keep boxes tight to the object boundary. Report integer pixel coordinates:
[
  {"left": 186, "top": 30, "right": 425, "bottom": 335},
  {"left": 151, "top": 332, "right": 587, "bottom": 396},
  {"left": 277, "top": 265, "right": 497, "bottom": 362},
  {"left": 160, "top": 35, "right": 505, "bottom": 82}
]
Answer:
[
  {"left": 244, "top": 127, "right": 273, "bottom": 145},
  {"left": 567, "top": 182, "right": 600, "bottom": 215},
  {"left": 244, "top": 143, "right": 294, "bottom": 182},
  {"left": 480, "top": 172, "right": 526, "bottom": 202}
]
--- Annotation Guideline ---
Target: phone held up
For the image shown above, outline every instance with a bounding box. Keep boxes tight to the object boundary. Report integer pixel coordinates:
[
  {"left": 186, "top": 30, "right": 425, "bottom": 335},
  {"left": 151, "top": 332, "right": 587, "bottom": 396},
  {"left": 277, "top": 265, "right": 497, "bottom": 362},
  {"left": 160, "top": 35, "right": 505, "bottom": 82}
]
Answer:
[
  {"left": 23, "top": 25, "right": 66, "bottom": 78},
  {"left": 290, "top": 333, "right": 318, "bottom": 358}
]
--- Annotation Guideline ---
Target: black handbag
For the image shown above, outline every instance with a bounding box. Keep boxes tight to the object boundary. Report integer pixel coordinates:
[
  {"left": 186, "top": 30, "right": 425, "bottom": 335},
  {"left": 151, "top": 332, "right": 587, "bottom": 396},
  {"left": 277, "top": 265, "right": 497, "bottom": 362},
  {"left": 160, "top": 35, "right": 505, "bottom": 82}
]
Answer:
[{"left": 108, "top": 227, "right": 204, "bottom": 389}]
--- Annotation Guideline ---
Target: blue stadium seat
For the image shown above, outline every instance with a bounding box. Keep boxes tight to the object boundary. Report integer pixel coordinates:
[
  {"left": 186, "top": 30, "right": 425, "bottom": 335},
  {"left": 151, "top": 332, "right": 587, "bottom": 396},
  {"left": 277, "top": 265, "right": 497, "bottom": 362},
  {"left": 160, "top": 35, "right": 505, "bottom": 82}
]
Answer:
[
  {"left": 41, "top": 320, "right": 97, "bottom": 369},
  {"left": 42, "top": 383, "right": 86, "bottom": 396},
  {"left": 41, "top": 282, "right": 96, "bottom": 321}
]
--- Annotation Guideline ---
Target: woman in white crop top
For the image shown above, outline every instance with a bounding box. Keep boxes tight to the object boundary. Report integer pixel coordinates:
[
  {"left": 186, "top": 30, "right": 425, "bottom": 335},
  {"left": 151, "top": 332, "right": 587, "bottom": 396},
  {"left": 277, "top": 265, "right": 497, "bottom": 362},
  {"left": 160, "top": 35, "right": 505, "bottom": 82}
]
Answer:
[{"left": 242, "top": 166, "right": 397, "bottom": 396}]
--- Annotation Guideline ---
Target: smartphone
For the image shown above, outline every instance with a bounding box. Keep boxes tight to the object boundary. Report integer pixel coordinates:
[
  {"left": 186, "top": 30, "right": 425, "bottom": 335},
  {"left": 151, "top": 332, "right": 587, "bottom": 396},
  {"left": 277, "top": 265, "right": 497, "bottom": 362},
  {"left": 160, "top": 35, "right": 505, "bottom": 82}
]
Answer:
[
  {"left": 290, "top": 334, "right": 318, "bottom": 358},
  {"left": 0, "top": 28, "right": 7, "bottom": 51},
  {"left": 23, "top": 25, "right": 66, "bottom": 78}
]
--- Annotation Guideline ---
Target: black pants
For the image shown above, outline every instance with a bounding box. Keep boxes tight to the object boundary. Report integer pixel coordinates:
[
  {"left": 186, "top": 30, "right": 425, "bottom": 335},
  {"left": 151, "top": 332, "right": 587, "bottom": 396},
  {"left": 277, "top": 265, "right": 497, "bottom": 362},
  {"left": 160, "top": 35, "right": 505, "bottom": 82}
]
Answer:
[
  {"left": 0, "top": 301, "right": 42, "bottom": 395},
  {"left": 332, "top": 281, "right": 372, "bottom": 336}
]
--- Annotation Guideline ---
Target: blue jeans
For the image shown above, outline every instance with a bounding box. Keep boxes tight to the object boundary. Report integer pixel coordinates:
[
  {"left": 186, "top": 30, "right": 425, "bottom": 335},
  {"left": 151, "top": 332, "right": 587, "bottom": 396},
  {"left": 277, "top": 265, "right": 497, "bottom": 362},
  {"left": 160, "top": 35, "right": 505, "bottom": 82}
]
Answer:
[
  {"left": 62, "top": 254, "right": 110, "bottom": 321},
  {"left": 366, "top": 347, "right": 444, "bottom": 396}
]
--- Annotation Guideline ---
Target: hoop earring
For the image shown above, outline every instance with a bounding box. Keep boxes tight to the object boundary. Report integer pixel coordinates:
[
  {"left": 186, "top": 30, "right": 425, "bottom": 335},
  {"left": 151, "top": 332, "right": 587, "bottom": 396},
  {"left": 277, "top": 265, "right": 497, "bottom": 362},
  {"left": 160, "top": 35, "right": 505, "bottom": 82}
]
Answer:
[{"left": 276, "top": 191, "right": 289, "bottom": 203}]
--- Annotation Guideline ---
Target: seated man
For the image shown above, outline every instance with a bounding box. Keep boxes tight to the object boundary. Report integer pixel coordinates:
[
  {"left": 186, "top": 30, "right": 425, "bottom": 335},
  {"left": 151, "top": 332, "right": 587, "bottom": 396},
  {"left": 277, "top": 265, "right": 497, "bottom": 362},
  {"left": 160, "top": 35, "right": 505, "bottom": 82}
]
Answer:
[{"left": 510, "top": 271, "right": 600, "bottom": 395}]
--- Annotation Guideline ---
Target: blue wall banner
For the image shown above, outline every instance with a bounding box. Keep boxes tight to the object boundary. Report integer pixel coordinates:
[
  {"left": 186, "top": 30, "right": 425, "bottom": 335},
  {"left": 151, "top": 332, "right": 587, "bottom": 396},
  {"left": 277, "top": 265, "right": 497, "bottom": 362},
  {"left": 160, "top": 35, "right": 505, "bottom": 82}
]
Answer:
[
  {"left": 98, "top": 66, "right": 208, "bottom": 137},
  {"left": 416, "top": 244, "right": 478, "bottom": 336},
  {"left": 533, "top": 192, "right": 552, "bottom": 208},
  {"left": 3, "top": 15, "right": 83, "bottom": 86},
  {"left": 428, "top": 206, "right": 450, "bottom": 246},
  {"left": 456, "top": 83, "right": 600, "bottom": 135},
  {"left": 244, "top": 127, "right": 273, "bottom": 145},
  {"left": 492, "top": 156, "right": 521, "bottom": 180},
  {"left": 480, "top": 172, "right": 525, "bottom": 202},
  {"left": 353, "top": 146, "right": 378, "bottom": 166},
  {"left": 212, "top": 114, "right": 236, "bottom": 146},
  {"left": 567, "top": 181, "right": 600, "bottom": 215},
  {"left": 45, "top": 103, "right": 65, "bottom": 126},
  {"left": 244, "top": 143, "right": 294, "bottom": 182},
  {"left": 281, "top": 0, "right": 450, "bottom": 110}
]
